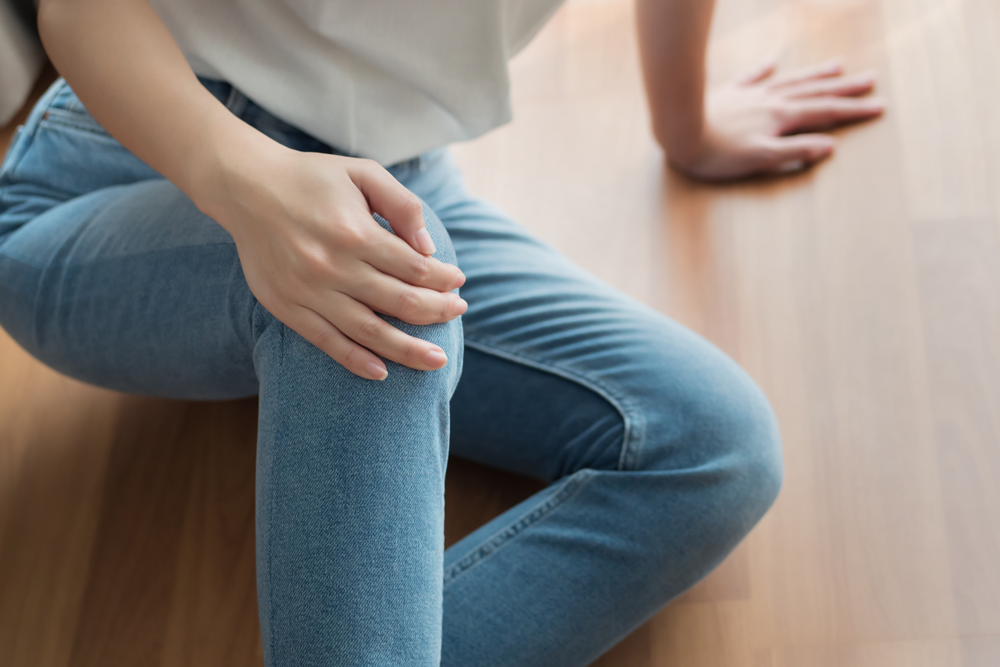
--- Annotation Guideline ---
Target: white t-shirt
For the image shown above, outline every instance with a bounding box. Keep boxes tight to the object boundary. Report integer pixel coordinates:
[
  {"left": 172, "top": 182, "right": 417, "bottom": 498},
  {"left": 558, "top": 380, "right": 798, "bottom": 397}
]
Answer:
[{"left": 149, "top": 0, "right": 566, "bottom": 165}]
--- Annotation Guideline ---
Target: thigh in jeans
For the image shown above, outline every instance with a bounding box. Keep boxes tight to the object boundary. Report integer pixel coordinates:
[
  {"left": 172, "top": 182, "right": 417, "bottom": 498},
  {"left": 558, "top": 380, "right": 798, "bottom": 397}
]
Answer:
[
  {"left": 0, "top": 80, "right": 257, "bottom": 398},
  {"left": 0, "top": 80, "right": 465, "bottom": 667}
]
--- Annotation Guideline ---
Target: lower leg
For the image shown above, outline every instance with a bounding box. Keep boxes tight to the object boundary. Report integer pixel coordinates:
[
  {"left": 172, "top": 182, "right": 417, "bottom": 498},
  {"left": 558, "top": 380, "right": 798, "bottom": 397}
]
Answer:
[
  {"left": 252, "top": 303, "right": 461, "bottom": 666},
  {"left": 440, "top": 329, "right": 781, "bottom": 667}
]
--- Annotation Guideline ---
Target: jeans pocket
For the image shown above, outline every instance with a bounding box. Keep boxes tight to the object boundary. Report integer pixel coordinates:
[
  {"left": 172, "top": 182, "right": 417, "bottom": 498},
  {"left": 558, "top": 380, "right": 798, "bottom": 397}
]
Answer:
[
  {"left": 41, "top": 80, "right": 114, "bottom": 139},
  {"left": 5, "top": 79, "right": 160, "bottom": 201},
  {"left": 38, "top": 108, "right": 116, "bottom": 140}
]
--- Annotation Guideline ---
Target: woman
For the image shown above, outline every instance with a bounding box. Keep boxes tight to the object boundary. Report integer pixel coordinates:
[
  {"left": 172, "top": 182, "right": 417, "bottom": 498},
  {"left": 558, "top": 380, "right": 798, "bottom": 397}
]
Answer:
[{"left": 0, "top": 0, "right": 881, "bottom": 665}]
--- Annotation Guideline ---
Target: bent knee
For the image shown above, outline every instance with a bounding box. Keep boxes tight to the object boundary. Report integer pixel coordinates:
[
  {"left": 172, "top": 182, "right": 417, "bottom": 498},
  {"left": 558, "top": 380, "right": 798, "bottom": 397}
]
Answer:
[
  {"left": 373, "top": 199, "right": 458, "bottom": 269},
  {"left": 252, "top": 199, "right": 463, "bottom": 388},
  {"left": 639, "top": 354, "right": 783, "bottom": 530},
  {"left": 712, "top": 371, "right": 784, "bottom": 515},
  {"left": 252, "top": 299, "right": 464, "bottom": 396}
]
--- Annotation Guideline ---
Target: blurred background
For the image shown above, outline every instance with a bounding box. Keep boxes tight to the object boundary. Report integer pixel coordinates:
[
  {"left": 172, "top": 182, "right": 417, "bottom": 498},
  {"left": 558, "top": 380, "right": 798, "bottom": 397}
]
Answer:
[
  {"left": 2, "top": 0, "right": 999, "bottom": 665},
  {"left": 0, "top": 1, "right": 43, "bottom": 126}
]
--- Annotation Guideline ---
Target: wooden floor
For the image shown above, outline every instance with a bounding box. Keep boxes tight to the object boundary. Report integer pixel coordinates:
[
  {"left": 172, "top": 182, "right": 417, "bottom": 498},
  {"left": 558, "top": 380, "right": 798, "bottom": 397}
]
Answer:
[{"left": 3, "top": 0, "right": 1000, "bottom": 664}]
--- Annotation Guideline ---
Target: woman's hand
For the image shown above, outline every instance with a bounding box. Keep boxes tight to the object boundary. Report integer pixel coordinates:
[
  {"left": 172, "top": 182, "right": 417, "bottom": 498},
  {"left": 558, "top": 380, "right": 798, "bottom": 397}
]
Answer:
[
  {"left": 39, "top": 0, "right": 462, "bottom": 382},
  {"left": 668, "top": 57, "right": 885, "bottom": 182},
  {"left": 199, "top": 136, "right": 467, "bottom": 381}
]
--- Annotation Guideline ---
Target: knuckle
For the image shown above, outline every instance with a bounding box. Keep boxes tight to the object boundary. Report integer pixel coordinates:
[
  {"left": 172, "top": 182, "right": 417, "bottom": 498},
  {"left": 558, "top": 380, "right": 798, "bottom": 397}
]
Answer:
[
  {"left": 299, "top": 247, "right": 332, "bottom": 278},
  {"left": 772, "top": 103, "right": 794, "bottom": 123},
  {"left": 409, "top": 254, "right": 431, "bottom": 282},
  {"left": 337, "top": 224, "right": 368, "bottom": 250},
  {"left": 310, "top": 324, "right": 338, "bottom": 351},
  {"left": 356, "top": 315, "right": 384, "bottom": 343},
  {"left": 403, "top": 337, "right": 425, "bottom": 365},
  {"left": 756, "top": 144, "right": 781, "bottom": 165},
  {"left": 402, "top": 196, "right": 424, "bottom": 221},
  {"left": 438, "top": 296, "right": 454, "bottom": 320},
  {"left": 395, "top": 287, "right": 422, "bottom": 317},
  {"left": 343, "top": 345, "right": 364, "bottom": 369}
]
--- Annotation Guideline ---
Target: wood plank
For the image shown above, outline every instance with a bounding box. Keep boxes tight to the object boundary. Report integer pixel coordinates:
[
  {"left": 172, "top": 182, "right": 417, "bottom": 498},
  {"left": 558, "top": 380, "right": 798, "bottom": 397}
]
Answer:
[
  {"left": 160, "top": 400, "right": 262, "bottom": 667},
  {"left": 912, "top": 217, "right": 1000, "bottom": 636},
  {"left": 881, "top": 0, "right": 992, "bottom": 220},
  {"left": 0, "top": 329, "right": 120, "bottom": 667},
  {"left": 68, "top": 398, "right": 201, "bottom": 667}
]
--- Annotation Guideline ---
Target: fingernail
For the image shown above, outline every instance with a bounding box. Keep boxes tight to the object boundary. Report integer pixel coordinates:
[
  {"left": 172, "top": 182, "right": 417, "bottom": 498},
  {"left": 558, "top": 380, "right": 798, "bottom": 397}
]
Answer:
[
  {"left": 366, "top": 361, "right": 388, "bottom": 380},
  {"left": 425, "top": 348, "right": 448, "bottom": 367},
  {"left": 453, "top": 271, "right": 467, "bottom": 289},
  {"left": 415, "top": 228, "right": 436, "bottom": 255},
  {"left": 453, "top": 298, "right": 468, "bottom": 315}
]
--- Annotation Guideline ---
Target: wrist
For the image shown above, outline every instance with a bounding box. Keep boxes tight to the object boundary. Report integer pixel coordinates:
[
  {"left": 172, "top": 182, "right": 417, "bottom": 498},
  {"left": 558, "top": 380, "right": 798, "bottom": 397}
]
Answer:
[
  {"left": 660, "top": 114, "right": 710, "bottom": 171},
  {"left": 184, "top": 108, "right": 286, "bottom": 231}
]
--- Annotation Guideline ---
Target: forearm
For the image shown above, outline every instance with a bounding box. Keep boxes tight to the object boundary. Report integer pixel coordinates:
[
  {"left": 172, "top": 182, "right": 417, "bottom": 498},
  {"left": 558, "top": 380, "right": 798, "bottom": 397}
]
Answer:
[
  {"left": 635, "top": 0, "right": 716, "bottom": 163},
  {"left": 37, "top": 0, "right": 276, "bottom": 224}
]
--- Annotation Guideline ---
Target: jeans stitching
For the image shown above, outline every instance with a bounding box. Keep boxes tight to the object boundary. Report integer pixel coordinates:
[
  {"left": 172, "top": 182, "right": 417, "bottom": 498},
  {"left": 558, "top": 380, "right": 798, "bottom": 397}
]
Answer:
[
  {"left": 461, "top": 336, "right": 644, "bottom": 471},
  {"left": 442, "top": 468, "right": 595, "bottom": 588},
  {"left": 4, "top": 77, "right": 59, "bottom": 180},
  {"left": 265, "top": 447, "right": 277, "bottom": 667},
  {"left": 39, "top": 109, "right": 116, "bottom": 140}
]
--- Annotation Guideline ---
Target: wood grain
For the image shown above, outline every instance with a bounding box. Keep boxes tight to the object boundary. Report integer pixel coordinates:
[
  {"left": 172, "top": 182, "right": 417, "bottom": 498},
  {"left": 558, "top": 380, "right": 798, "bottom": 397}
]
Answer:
[{"left": 3, "top": 0, "right": 999, "bottom": 664}]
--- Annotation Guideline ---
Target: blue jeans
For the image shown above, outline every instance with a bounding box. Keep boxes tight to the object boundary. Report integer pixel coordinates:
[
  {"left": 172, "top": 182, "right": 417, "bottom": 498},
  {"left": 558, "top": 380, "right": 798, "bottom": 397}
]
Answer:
[{"left": 0, "top": 78, "right": 783, "bottom": 667}]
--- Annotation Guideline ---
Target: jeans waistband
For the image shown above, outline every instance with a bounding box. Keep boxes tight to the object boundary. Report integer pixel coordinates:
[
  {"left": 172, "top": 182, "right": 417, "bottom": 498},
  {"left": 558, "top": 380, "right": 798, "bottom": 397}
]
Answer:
[{"left": 196, "top": 76, "right": 428, "bottom": 173}]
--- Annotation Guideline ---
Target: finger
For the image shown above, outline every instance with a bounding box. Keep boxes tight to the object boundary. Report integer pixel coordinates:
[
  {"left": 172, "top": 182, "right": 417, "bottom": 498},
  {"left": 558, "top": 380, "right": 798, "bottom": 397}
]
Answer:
[
  {"left": 324, "top": 292, "right": 451, "bottom": 371},
  {"left": 758, "top": 134, "right": 835, "bottom": 173},
  {"left": 289, "top": 306, "right": 389, "bottom": 380},
  {"left": 735, "top": 54, "right": 779, "bottom": 86},
  {"left": 781, "top": 71, "right": 876, "bottom": 99},
  {"left": 348, "top": 271, "right": 468, "bottom": 325},
  {"left": 362, "top": 231, "right": 465, "bottom": 292},
  {"left": 766, "top": 56, "right": 844, "bottom": 90},
  {"left": 780, "top": 97, "right": 885, "bottom": 133},
  {"left": 348, "top": 159, "right": 437, "bottom": 255}
]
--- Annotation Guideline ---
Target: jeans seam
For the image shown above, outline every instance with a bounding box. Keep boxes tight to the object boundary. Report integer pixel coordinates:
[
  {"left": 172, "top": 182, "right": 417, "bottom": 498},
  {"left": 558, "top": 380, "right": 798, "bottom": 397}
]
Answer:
[
  {"left": 39, "top": 110, "right": 116, "bottom": 140},
  {"left": 0, "top": 245, "right": 47, "bottom": 269},
  {"left": 461, "top": 336, "right": 644, "bottom": 471},
  {"left": 2, "top": 79, "right": 66, "bottom": 184},
  {"left": 266, "top": 466, "right": 277, "bottom": 667},
  {"left": 442, "top": 467, "right": 595, "bottom": 588},
  {"left": 2, "top": 121, "right": 35, "bottom": 184}
]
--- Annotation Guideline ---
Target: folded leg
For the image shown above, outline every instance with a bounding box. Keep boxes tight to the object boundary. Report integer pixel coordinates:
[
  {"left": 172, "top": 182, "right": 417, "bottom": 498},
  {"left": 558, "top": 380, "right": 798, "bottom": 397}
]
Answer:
[{"left": 411, "top": 153, "right": 784, "bottom": 667}]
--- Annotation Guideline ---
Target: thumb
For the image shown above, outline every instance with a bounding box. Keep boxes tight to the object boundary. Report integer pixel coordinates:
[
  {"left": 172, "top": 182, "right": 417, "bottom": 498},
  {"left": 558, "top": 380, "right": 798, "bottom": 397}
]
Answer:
[
  {"left": 762, "top": 134, "right": 835, "bottom": 173},
  {"left": 736, "top": 53, "right": 780, "bottom": 86},
  {"left": 348, "top": 159, "right": 436, "bottom": 255}
]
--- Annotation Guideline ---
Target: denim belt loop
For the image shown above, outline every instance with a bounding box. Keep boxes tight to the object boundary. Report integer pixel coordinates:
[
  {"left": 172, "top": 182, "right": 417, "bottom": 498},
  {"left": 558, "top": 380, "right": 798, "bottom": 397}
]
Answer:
[{"left": 224, "top": 86, "right": 249, "bottom": 118}]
